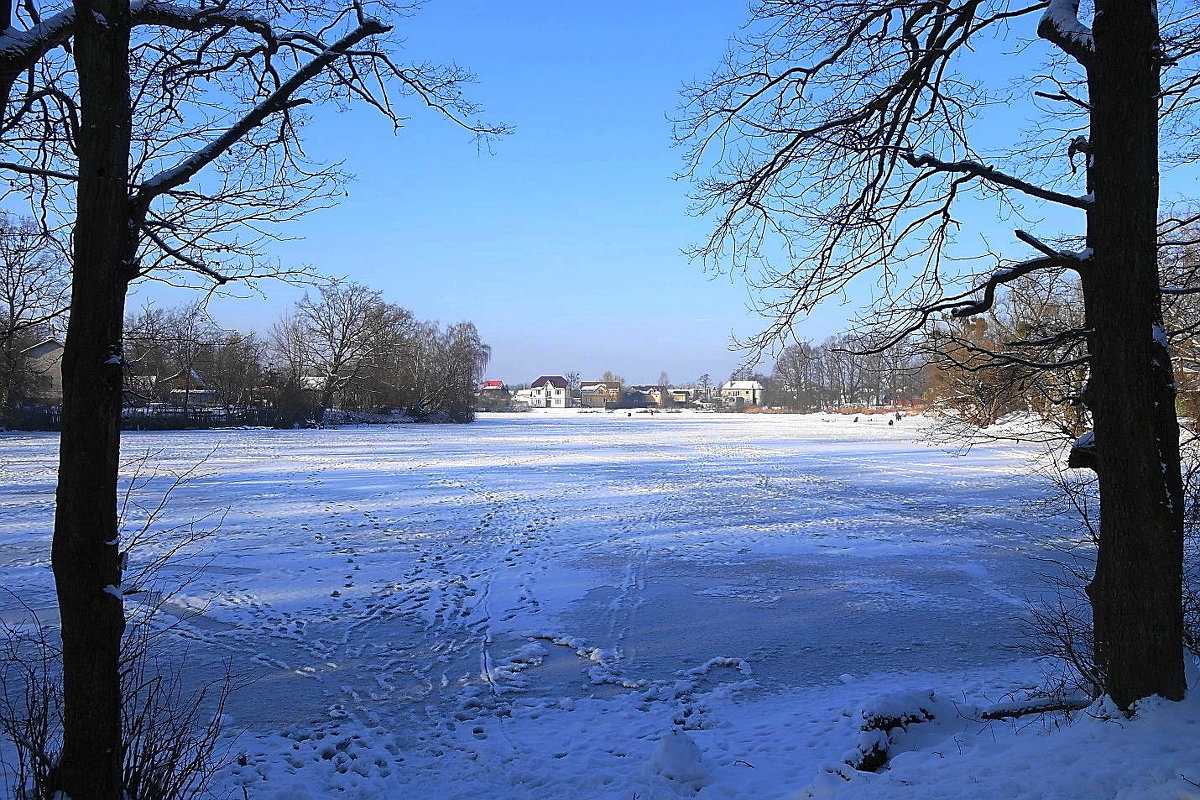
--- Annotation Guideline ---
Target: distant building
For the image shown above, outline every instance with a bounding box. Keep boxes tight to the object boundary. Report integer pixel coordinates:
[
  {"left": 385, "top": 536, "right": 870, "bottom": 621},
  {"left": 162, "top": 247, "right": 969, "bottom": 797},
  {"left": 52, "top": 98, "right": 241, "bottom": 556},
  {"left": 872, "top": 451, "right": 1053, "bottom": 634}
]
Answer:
[
  {"left": 627, "top": 385, "right": 664, "bottom": 407},
  {"left": 529, "top": 375, "right": 572, "bottom": 408},
  {"left": 579, "top": 380, "right": 621, "bottom": 408},
  {"left": 19, "top": 338, "right": 64, "bottom": 404},
  {"left": 477, "top": 379, "right": 510, "bottom": 411},
  {"left": 720, "top": 380, "right": 764, "bottom": 407},
  {"left": 669, "top": 388, "right": 693, "bottom": 406},
  {"left": 161, "top": 368, "right": 218, "bottom": 407},
  {"left": 511, "top": 387, "right": 535, "bottom": 410}
]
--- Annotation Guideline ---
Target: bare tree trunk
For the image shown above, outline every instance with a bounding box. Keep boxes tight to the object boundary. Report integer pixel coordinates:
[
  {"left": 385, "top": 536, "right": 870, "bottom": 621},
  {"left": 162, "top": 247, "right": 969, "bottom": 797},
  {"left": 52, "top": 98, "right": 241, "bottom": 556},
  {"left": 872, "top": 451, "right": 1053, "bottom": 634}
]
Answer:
[
  {"left": 320, "top": 380, "right": 336, "bottom": 416},
  {"left": 1, "top": 322, "right": 15, "bottom": 419},
  {"left": 50, "top": 0, "right": 132, "bottom": 795},
  {"left": 1085, "top": 0, "right": 1186, "bottom": 709}
]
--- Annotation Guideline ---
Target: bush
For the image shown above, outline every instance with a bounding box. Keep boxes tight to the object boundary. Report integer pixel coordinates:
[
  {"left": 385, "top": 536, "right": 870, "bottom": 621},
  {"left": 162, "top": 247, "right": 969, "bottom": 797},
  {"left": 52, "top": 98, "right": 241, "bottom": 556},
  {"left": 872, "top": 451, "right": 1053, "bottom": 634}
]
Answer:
[{"left": 1, "top": 451, "right": 234, "bottom": 799}]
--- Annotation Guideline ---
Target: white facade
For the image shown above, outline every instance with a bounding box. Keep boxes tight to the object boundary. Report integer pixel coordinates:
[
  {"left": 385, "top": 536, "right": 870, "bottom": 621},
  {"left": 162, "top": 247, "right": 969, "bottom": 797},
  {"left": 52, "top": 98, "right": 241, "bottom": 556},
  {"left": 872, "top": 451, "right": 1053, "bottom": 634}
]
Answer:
[
  {"left": 20, "top": 339, "right": 64, "bottom": 404},
  {"left": 720, "top": 380, "right": 764, "bottom": 407},
  {"left": 530, "top": 376, "right": 572, "bottom": 408}
]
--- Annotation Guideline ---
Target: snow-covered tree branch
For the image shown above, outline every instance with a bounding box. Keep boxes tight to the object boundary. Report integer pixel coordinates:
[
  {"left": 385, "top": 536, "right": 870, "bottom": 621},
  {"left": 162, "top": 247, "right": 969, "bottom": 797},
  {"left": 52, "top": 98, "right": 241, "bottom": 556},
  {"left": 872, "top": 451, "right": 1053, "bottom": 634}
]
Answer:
[{"left": 1038, "top": 0, "right": 1095, "bottom": 67}]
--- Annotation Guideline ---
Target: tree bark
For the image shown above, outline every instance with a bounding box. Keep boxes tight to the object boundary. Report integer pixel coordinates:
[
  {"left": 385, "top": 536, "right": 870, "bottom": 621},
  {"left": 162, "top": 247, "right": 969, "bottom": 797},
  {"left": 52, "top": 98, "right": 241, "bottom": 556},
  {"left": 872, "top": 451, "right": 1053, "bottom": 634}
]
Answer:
[
  {"left": 50, "top": 0, "right": 133, "bottom": 795},
  {"left": 1085, "top": 0, "right": 1187, "bottom": 709}
]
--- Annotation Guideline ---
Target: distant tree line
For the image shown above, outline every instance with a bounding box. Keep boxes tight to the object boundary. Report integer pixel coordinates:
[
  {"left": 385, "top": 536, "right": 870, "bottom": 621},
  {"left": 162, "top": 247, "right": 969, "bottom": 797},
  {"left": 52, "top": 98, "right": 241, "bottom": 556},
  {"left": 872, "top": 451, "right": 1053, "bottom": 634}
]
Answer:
[
  {"left": 762, "top": 258, "right": 1196, "bottom": 428},
  {"left": 0, "top": 220, "right": 491, "bottom": 427},
  {"left": 124, "top": 282, "right": 490, "bottom": 425},
  {"left": 766, "top": 335, "right": 925, "bottom": 411}
]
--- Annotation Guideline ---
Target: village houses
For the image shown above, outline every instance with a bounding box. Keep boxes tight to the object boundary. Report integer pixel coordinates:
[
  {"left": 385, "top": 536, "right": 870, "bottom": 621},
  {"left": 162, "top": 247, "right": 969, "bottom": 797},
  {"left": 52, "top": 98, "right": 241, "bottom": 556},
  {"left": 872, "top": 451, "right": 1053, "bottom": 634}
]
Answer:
[{"left": 475, "top": 373, "right": 767, "bottom": 411}]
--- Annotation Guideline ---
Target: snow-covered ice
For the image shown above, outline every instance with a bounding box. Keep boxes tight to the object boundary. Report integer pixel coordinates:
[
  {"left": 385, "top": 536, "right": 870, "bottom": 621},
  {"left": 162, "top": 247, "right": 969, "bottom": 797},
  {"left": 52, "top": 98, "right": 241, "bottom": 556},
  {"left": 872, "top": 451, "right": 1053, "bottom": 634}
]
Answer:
[{"left": 2, "top": 411, "right": 1195, "bottom": 798}]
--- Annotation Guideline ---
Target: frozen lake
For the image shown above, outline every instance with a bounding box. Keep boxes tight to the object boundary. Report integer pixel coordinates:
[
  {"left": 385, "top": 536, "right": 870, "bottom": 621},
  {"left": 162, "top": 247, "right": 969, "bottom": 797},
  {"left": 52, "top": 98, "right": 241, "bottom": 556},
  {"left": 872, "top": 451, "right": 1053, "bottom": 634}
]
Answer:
[{"left": 0, "top": 411, "right": 1077, "bottom": 797}]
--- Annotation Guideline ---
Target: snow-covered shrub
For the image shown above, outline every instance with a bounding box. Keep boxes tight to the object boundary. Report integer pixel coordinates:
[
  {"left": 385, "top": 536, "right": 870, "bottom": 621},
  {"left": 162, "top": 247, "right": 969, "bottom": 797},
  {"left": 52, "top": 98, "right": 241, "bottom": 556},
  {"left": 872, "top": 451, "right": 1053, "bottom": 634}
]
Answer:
[{"left": 844, "top": 690, "right": 938, "bottom": 772}]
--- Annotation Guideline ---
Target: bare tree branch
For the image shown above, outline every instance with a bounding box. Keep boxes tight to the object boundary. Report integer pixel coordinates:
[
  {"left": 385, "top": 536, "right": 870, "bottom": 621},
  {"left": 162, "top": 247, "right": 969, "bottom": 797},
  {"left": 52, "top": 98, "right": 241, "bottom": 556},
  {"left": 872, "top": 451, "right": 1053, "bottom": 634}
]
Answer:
[
  {"left": 134, "top": 18, "right": 387, "bottom": 204},
  {"left": 905, "top": 152, "right": 1092, "bottom": 209},
  {"left": 0, "top": 161, "right": 77, "bottom": 181}
]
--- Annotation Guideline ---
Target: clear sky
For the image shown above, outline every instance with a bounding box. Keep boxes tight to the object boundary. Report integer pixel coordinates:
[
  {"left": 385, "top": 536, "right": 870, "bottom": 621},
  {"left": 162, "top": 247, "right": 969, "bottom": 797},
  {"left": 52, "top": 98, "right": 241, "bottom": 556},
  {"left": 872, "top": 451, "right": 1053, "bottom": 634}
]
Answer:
[
  {"left": 127, "top": 1, "right": 1200, "bottom": 386},
  {"left": 131, "top": 0, "right": 853, "bottom": 386}
]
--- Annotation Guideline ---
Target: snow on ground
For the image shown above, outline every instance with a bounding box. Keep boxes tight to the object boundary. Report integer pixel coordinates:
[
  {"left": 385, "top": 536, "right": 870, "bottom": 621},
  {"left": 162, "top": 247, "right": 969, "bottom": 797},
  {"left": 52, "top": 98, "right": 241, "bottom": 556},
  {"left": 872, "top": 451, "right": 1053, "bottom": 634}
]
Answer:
[{"left": 1, "top": 411, "right": 1195, "bottom": 798}]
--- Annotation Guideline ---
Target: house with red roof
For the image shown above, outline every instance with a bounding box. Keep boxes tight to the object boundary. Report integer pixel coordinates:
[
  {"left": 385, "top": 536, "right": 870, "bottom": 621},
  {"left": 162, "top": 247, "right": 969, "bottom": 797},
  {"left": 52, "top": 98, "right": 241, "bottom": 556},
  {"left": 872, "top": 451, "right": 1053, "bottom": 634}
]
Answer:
[{"left": 476, "top": 379, "right": 510, "bottom": 411}]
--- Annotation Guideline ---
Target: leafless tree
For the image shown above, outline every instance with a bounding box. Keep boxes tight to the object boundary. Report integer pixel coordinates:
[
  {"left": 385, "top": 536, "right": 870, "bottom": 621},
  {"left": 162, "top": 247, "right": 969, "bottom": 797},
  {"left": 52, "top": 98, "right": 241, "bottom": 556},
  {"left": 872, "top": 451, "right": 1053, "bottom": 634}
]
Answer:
[
  {"left": 206, "top": 330, "right": 265, "bottom": 407},
  {"left": 0, "top": 214, "right": 67, "bottom": 419},
  {"left": 0, "top": 214, "right": 66, "bottom": 342},
  {"left": 1162, "top": 217, "right": 1200, "bottom": 419},
  {"left": 157, "top": 303, "right": 220, "bottom": 409},
  {"left": 918, "top": 268, "right": 1090, "bottom": 437},
  {"left": 435, "top": 321, "right": 491, "bottom": 419},
  {"left": 657, "top": 370, "right": 672, "bottom": 406},
  {"left": 125, "top": 303, "right": 264, "bottom": 408},
  {"left": 292, "top": 280, "right": 411, "bottom": 413},
  {"left": 0, "top": 0, "right": 504, "bottom": 793},
  {"left": 680, "top": 0, "right": 1200, "bottom": 709},
  {"left": 772, "top": 338, "right": 922, "bottom": 410},
  {"left": 771, "top": 342, "right": 819, "bottom": 410},
  {"left": 123, "top": 304, "right": 171, "bottom": 383},
  {"left": 601, "top": 369, "right": 625, "bottom": 387},
  {"left": 265, "top": 313, "right": 320, "bottom": 425},
  {"left": 392, "top": 319, "right": 489, "bottom": 420}
]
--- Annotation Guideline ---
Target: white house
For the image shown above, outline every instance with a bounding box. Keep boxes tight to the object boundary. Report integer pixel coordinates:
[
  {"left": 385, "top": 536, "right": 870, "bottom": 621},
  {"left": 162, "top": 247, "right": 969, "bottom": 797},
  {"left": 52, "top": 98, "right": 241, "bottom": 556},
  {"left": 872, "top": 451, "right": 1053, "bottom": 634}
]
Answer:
[
  {"left": 720, "top": 380, "right": 764, "bottom": 407},
  {"left": 20, "top": 338, "right": 64, "bottom": 404},
  {"left": 511, "top": 387, "right": 535, "bottom": 408},
  {"left": 529, "top": 375, "right": 572, "bottom": 408}
]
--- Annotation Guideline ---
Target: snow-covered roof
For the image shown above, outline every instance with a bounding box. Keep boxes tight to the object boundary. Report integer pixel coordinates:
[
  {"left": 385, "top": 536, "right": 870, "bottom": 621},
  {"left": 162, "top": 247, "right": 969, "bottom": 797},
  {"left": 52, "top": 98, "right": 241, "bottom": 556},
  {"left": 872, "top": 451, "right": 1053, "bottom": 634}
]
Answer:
[{"left": 721, "top": 380, "right": 763, "bottom": 391}]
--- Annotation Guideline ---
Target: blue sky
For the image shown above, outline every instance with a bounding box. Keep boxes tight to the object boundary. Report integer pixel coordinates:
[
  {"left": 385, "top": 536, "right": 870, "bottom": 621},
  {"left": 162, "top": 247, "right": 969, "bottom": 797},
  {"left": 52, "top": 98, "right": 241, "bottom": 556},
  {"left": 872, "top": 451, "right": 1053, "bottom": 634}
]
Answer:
[
  {"left": 128, "top": 1, "right": 1200, "bottom": 386},
  {"left": 134, "top": 0, "right": 854, "bottom": 386}
]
